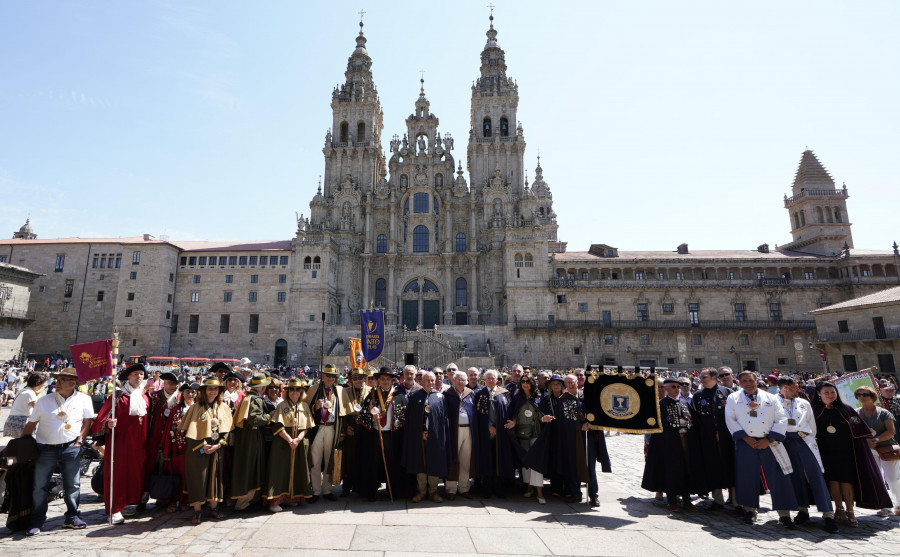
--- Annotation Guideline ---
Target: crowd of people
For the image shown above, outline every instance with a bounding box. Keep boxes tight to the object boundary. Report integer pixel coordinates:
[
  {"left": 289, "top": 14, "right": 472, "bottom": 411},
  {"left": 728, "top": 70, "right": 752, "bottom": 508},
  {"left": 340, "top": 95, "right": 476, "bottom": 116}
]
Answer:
[{"left": 2, "top": 358, "right": 899, "bottom": 540}]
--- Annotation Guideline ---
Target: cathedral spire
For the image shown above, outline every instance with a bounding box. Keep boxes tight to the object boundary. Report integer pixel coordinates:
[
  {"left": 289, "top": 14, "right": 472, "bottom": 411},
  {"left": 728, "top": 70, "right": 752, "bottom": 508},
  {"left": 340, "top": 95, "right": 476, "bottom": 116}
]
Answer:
[{"left": 792, "top": 149, "right": 834, "bottom": 194}]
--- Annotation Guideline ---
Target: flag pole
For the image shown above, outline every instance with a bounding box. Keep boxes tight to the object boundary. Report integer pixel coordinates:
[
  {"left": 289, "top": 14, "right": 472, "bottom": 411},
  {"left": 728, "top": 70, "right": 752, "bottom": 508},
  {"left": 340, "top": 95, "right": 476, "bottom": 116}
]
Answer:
[{"left": 108, "top": 331, "right": 120, "bottom": 525}]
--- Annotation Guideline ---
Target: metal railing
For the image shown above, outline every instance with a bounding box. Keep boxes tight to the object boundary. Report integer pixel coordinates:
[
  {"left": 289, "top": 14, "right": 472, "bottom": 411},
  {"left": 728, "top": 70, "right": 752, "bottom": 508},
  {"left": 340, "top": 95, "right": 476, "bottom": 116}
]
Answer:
[
  {"left": 514, "top": 318, "right": 816, "bottom": 330},
  {"left": 784, "top": 188, "right": 848, "bottom": 205}
]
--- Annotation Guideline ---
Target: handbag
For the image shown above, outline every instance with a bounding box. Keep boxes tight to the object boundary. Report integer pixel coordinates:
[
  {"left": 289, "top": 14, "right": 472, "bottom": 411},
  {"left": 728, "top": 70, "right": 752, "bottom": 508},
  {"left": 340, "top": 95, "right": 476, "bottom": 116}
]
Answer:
[
  {"left": 331, "top": 448, "right": 343, "bottom": 485},
  {"left": 876, "top": 444, "right": 900, "bottom": 462},
  {"left": 148, "top": 456, "right": 181, "bottom": 500}
]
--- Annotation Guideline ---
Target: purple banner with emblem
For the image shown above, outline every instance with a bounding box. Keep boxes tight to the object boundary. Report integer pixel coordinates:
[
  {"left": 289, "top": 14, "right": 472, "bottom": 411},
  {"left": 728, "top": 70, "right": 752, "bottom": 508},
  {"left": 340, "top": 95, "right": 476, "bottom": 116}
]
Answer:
[{"left": 359, "top": 309, "right": 385, "bottom": 362}]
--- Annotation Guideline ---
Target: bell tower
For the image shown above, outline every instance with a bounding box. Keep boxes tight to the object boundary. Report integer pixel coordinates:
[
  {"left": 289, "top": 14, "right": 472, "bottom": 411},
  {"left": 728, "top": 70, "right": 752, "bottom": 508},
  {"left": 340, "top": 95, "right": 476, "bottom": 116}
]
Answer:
[
  {"left": 466, "top": 14, "right": 526, "bottom": 196},
  {"left": 321, "top": 19, "right": 386, "bottom": 203},
  {"left": 780, "top": 150, "right": 853, "bottom": 256}
]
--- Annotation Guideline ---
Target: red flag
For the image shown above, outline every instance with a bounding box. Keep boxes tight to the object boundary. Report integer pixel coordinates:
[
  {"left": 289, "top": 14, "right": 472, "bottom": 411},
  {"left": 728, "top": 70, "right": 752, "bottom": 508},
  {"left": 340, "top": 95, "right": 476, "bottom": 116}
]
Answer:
[{"left": 70, "top": 339, "right": 114, "bottom": 382}]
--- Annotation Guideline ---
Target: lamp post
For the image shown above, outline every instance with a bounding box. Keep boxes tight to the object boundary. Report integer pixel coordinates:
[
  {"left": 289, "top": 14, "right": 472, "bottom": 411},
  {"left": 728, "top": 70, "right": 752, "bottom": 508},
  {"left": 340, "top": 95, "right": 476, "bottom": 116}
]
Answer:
[{"left": 320, "top": 312, "right": 326, "bottom": 375}]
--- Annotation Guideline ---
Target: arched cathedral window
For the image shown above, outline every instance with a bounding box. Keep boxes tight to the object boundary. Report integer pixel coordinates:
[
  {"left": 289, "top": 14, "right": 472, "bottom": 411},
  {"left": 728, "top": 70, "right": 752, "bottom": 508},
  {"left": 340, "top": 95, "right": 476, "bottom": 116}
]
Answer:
[
  {"left": 483, "top": 117, "right": 492, "bottom": 138},
  {"left": 375, "top": 278, "right": 386, "bottom": 307},
  {"left": 455, "top": 277, "right": 467, "bottom": 307},
  {"left": 357, "top": 122, "right": 365, "bottom": 142},
  {"left": 500, "top": 117, "right": 509, "bottom": 137},
  {"left": 339, "top": 121, "right": 349, "bottom": 143},
  {"left": 456, "top": 233, "right": 466, "bottom": 253},
  {"left": 376, "top": 234, "right": 387, "bottom": 254},
  {"left": 413, "top": 225, "right": 429, "bottom": 253}
]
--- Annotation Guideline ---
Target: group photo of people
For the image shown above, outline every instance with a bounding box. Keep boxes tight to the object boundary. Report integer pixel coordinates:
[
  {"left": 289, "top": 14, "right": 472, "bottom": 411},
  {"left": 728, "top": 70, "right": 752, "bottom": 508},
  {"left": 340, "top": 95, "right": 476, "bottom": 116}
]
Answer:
[{"left": 2, "top": 358, "right": 899, "bottom": 541}]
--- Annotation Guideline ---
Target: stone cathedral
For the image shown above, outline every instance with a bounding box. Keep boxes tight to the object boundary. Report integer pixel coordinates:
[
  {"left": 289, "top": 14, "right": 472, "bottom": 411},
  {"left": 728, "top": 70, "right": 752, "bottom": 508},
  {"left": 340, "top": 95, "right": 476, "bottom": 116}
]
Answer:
[
  {"left": 292, "top": 17, "right": 557, "bottom": 332},
  {"left": 3, "top": 17, "right": 898, "bottom": 374}
]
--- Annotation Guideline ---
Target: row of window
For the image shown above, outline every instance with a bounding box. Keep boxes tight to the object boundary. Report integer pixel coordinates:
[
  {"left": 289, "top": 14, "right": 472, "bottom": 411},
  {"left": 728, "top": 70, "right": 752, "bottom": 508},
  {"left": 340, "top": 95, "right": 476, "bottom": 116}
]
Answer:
[
  {"left": 190, "top": 291, "right": 287, "bottom": 303},
  {"left": 92, "top": 253, "right": 122, "bottom": 269},
  {"left": 554, "top": 299, "right": 785, "bottom": 322},
  {"left": 180, "top": 255, "right": 288, "bottom": 267},
  {"left": 373, "top": 232, "right": 467, "bottom": 254},
  {"left": 192, "top": 274, "right": 287, "bottom": 284},
  {"left": 173, "top": 314, "right": 261, "bottom": 334},
  {"left": 599, "top": 332, "right": 787, "bottom": 347},
  {"left": 482, "top": 117, "right": 510, "bottom": 138},
  {"left": 558, "top": 271, "right": 821, "bottom": 281}
]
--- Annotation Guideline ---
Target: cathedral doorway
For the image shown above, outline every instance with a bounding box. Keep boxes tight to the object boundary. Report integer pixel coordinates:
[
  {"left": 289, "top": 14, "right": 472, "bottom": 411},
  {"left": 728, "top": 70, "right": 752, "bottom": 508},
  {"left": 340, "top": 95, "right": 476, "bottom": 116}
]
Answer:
[
  {"left": 274, "top": 339, "right": 287, "bottom": 366},
  {"left": 400, "top": 278, "right": 441, "bottom": 330}
]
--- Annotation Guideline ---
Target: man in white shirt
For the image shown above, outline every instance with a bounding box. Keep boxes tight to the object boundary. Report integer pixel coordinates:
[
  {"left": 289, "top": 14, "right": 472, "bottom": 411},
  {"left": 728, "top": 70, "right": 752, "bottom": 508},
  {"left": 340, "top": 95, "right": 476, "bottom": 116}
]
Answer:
[
  {"left": 21, "top": 367, "right": 95, "bottom": 535},
  {"left": 725, "top": 370, "right": 798, "bottom": 528}
]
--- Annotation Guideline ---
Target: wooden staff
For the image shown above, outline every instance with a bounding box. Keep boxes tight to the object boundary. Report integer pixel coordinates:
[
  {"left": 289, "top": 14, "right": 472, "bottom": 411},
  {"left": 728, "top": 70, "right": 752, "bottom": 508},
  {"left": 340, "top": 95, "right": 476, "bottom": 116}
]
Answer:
[
  {"left": 107, "top": 335, "right": 119, "bottom": 526},
  {"left": 288, "top": 401, "right": 298, "bottom": 498},
  {"left": 375, "top": 397, "right": 393, "bottom": 502}
]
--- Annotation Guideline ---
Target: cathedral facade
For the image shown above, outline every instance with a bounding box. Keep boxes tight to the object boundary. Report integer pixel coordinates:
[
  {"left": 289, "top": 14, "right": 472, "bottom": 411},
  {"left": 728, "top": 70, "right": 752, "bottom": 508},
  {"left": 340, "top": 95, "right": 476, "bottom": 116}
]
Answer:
[{"left": 2, "top": 19, "right": 898, "bottom": 375}]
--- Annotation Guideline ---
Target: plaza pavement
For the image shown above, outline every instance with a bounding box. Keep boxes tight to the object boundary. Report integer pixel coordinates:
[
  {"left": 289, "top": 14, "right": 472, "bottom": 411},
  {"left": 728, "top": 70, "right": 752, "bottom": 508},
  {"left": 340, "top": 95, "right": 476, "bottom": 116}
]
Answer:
[{"left": 1, "top": 407, "right": 899, "bottom": 557}]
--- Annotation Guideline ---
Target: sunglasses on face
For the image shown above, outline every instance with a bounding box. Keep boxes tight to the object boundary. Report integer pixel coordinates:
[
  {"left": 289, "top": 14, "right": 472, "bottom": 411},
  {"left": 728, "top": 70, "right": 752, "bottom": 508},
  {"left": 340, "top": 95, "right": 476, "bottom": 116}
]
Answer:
[{"left": 719, "top": 373, "right": 731, "bottom": 377}]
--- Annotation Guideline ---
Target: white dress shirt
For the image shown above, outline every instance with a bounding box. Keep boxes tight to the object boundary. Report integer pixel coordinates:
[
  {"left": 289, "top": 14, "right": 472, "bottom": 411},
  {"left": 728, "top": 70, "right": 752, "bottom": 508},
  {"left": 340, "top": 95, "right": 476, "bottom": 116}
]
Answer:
[
  {"left": 725, "top": 389, "right": 788, "bottom": 441},
  {"left": 27, "top": 391, "right": 95, "bottom": 444}
]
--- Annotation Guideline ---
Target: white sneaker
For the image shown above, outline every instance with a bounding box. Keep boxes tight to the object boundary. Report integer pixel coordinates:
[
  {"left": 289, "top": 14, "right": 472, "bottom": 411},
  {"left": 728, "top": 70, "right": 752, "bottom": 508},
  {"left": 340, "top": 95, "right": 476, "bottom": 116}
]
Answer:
[
  {"left": 537, "top": 497, "right": 547, "bottom": 505},
  {"left": 876, "top": 508, "right": 893, "bottom": 517},
  {"left": 269, "top": 504, "right": 283, "bottom": 513},
  {"left": 111, "top": 512, "right": 125, "bottom": 524}
]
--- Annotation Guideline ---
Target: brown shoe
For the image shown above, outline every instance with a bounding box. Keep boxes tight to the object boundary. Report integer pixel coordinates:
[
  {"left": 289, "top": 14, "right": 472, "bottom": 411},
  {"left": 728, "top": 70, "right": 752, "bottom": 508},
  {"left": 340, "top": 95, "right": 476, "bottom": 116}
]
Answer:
[
  {"left": 668, "top": 502, "right": 682, "bottom": 513},
  {"left": 446, "top": 493, "right": 456, "bottom": 501},
  {"left": 682, "top": 502, "right": 698, "bottom": 512},
  {"left": 429, "top": 492, "right": 443, "bottom": 503},
  {"left": 460, "top": 492, "right": 474, "bottom": 500},
  {"left": 589, "top": 497, "right": 600, "bottom": 507},
  {"left": 411, "top": 492, "right": 425, "bottom": 503}
]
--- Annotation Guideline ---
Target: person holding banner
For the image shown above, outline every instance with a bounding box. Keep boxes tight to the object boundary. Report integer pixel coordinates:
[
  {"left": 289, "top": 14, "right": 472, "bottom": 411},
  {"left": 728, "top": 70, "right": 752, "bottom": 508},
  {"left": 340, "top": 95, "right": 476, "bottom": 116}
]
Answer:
[
  {"left": 776, "top": 377, "right": 838, "bottom": 533},
  {"left": 357, "top": 367, "right": 408, "bottom": 501},
  {"left": 339, "top": 367, "right": 371, "bottom": 497},
  {"left": 724, "top": 370, "right": 798, "bottom": 527},
  {"left": 180, "top": 377, "right": 234, "bottom": 524},
  {"left": 91, "top": 362, "right": 151, "bottom": 524},
  {"left": 265, "top": 378, "right": 313, "bottom": 510},
  {"left": 21, "top": 368, "right": 95, "bottom": 535},
  {"left": 812, "top": 382, "right": 892, "bottom": 526}
]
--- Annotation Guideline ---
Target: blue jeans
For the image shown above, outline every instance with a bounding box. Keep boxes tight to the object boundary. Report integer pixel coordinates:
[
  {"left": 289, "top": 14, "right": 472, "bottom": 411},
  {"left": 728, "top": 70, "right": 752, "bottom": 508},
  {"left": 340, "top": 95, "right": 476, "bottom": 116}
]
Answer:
[{"left": 31, "top": 442, "right": 82, "bottom": 528}]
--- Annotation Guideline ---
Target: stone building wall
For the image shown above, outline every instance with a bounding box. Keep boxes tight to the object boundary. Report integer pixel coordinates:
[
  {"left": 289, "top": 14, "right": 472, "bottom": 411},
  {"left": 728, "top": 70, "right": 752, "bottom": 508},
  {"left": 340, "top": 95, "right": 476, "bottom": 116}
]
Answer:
[{"left": 0, "top": 262, "right": 42, "bottom": 361}]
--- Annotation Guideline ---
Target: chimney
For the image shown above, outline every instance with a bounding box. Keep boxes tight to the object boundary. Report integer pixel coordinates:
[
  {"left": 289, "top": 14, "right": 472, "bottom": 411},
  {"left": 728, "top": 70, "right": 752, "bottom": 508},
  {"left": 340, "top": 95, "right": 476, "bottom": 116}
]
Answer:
[
  {"left": 676, "top": 243, "right": 688, "bottom": 255},
  {"left": 143, "top": 234, "right": 155, "bottom": 241},
  {"left": 757, "top": 243, "right": 770, "bottom": 253}
]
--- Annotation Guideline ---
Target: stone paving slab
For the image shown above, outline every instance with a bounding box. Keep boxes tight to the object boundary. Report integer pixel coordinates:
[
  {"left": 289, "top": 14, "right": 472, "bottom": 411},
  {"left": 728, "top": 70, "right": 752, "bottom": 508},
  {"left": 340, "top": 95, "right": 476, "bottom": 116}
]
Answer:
[{"left": 2, "top": 410, "right": 900, "bottom": 556}]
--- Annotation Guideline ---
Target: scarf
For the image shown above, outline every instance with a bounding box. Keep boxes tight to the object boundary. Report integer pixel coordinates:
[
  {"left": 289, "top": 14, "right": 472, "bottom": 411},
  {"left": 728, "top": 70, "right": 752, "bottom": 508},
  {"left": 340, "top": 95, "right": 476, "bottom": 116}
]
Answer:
[
  {"left": 223, "top": 389, "right": 240, "bottom": 406},
  {"left": 123, "top": 381, "right": 148, "bottom": 417},
  {"left": 165, "top": 389, "right": 179, "bottom": 410}
]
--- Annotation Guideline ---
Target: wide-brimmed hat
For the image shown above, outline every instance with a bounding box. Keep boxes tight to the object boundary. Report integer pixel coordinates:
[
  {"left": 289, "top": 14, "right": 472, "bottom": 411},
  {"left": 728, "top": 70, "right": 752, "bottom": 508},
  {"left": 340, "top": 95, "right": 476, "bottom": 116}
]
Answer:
[
  {"left": 322, "top": 364, "right": 340, "bottom": 377},
  {"left": 208, "top": 362, "right": 232, "bottom": 375},
  {"left": 284, "top": 378, "right": 310, "bottom": 390},
  {"left": 374, "top": 366, "right": 398, "bottom": 379},
  {"left": 199, "top": 377, "right": 223, "bottom": 389},
  {"left": 159, "top": 371, "right": 179, "bottom": 382},
  {"left": 350, "top": 367, "right": 370, "bottom": 377},
  {"left": 547, "top": 374, "right": 565, "bottom": 386},
  {"left": 248, "top": 371, "right": 271, "bottom": 388},
  {"left": 52, "top": 367, "right": 79, "bottom": 380},
  {"left": 118, "top": 363, "right": 147, "bottom": 383}
]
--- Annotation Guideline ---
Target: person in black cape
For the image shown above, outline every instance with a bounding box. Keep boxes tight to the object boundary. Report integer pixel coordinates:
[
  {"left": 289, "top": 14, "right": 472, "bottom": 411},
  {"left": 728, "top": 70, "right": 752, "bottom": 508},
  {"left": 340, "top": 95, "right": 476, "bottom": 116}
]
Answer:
[
  {"left": 356, "top": 367, "right": 407, "bottom": 501},
  {"left": 642, "top": 377, "right": 704, "bottom": 512},
  {"left": 473, "top": 369, "right": 517, "bottom": 498},
  {"left": 402, "top": 371, "right": 451, "bottom": 502},
  {"left": 522, "top": 374, "right": 588, "bottom": 503},
  {"left": 690, "top": 367, "right": 735, "bottom": 509}
]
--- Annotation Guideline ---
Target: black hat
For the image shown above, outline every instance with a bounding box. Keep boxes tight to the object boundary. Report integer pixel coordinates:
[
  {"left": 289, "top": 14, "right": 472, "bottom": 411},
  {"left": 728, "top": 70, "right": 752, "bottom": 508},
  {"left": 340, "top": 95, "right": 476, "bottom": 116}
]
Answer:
[
  {"left": 159, "top": 371, "right": 179, "bottom": 382},
  {"left": 374, "top": 366, "right": 397, "bottom": 379},
  {"left": 118, "top": 363, "right": 147, "bottom": 383},
  {"left": 209, "top": 362, "right": 232, "bottom": 374},
  {"left": 179, "top": 381, "right": 200, "bottom": 392},
  {"left": 547, "top": 374, "right": 565, "bottom": 386},
  {"left": 223, "top": 370, "right": 245, "bottom": 383},
  {"left": 663, "top": 377, "right": 679, "bottom": 385}
]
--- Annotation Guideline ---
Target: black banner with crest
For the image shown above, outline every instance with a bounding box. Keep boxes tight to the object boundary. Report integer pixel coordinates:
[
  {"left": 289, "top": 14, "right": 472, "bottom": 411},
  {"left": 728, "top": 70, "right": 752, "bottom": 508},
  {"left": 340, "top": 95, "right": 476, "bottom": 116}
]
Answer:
[{"left": 582, "top": 371, "right": 662, "bottom": 434}]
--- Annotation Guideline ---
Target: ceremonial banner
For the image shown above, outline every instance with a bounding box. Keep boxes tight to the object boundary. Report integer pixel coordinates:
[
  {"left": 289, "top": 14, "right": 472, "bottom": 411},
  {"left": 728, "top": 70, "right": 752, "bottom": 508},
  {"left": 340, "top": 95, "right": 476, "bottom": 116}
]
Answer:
[
  {"left": 359, "top": 309, "right": 385, "bottom": 362},
  {"left": 833, "top": 370, "right": 879, "bottom": 410},
  {"left": 349, "top": 337, "right": 367, "bottom": 370},
  {"left": 582, "top": 371, "right": 662, "bottom": 433},
  {"left": 70, "top": 339, "right": 114, "bottom": 382}
]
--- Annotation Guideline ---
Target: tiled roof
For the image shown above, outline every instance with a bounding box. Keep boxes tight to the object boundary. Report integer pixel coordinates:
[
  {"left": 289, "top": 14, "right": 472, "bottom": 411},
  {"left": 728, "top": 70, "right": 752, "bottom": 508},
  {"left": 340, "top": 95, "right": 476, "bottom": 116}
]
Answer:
[
  {"left": 551, "top": 249, "right": 895, "bottom": 262},
  {"left": 810, "top": 285, "right": 900, "bottom": 313},
  {"left": 793, "top": 150, "right": 835, "bottom": 191},
  {"left": 0, "top": 236, "right": 168, "bottom": 245},
  {"left": 172, "top": 241, "right": 292, "bottom": 252}
]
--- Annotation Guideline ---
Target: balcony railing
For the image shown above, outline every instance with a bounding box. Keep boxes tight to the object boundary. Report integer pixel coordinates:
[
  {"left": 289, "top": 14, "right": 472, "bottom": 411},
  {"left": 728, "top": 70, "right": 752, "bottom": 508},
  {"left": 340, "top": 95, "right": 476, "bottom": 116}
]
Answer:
[
  {"left": 819, "top": 327, "right": 900, "bottom": 343},
  {"left": 548, "top": 276, "right": 899, "bottom": 289},
  {"left": 514, "top": 318, "right": 816, "bottom": 331},
  {"left": 784, "top": 188, "right": 848, "bottom": 206},
  {"left": 0, "top": 308, "right": 36, "bottom": 322}
]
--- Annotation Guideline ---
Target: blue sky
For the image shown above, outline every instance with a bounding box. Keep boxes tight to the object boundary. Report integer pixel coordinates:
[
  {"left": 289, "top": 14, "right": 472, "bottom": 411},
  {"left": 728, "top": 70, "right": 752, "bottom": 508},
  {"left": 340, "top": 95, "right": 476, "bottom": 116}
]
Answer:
[{"left": 1, "top": 1, "right": 897, "bottom": 251}]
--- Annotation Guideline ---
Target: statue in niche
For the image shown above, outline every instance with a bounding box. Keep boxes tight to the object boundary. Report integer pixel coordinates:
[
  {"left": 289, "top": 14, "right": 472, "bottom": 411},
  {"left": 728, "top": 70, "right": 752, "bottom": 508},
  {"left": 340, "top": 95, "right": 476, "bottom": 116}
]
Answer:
[
  {"left": 390, "top": 135, "right": 401, "bottom": 153},
  {"left": 417, "top": 134, "right": 427, "bottom": 154},
  {"left": 347, "top": 287, "right": 361, "bottom": 312},
  {"left": 479, "top": 286, "right": 493, "bottom": 312}
]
